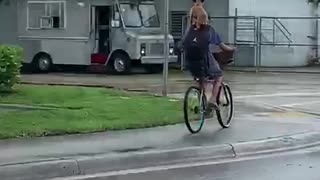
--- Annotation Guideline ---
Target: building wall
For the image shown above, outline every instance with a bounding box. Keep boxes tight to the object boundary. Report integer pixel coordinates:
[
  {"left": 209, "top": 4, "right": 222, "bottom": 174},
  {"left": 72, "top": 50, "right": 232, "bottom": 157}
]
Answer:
[
  {"left": 155, "top": 0, "right": 229, "bottom": 38},
  {"left": 0, "top": 0, "right": 18, "bottom": 45},
  {"left": 229, "top": 0, "right": 314, "bottom": 67}
]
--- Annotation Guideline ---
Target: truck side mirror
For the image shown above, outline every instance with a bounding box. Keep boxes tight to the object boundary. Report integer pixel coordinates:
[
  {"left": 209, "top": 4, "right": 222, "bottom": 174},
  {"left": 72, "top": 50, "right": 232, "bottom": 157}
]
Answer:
[
  {"left": 112, "top": 11, "right": 120, "bottom": 27},
  {"left": 111, "top": 20, "right": 120, "bottom": 27}
]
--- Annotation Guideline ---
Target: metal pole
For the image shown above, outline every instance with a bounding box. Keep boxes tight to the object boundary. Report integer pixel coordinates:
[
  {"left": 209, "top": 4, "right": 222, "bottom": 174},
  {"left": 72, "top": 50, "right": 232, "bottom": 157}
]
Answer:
[
  {"left": 233, "top": 8, "right": 238, "bottom": 64},
  {"left": 315, "top": 11, "right": 319, "bottom": 58},
  {"left": 258, "top": 17, "right": 262, "bottom": 72},
  {"left": 162, "top": 0, "right": 169, "bottom": 96},
  {"left": 181, "top": 16, "right": 185, "bottom": 71},
  {"left": 256, "top": 17, "right": 261, "bottom": 73},
  {"left": 272, "top": 19, "right": 275, "bottom": 44}
]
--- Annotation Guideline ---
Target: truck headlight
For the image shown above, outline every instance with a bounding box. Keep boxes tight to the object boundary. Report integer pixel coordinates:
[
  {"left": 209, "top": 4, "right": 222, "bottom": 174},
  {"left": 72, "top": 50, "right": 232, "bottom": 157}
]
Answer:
[
  {"left": 169, "top": 47, "right": 174, "bottom": 55},
  {"left": 140, "top": 43, "right": 146, "bottom": 56}
]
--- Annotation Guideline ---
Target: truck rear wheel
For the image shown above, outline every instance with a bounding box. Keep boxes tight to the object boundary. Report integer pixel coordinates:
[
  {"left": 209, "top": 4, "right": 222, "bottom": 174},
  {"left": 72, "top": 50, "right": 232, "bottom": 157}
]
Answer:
[
  {"left": 110, "top": 53, "right": 131, "bottom": 74},
  {"left": 32, "top": 53, "right": 52, "bottom": 73}
]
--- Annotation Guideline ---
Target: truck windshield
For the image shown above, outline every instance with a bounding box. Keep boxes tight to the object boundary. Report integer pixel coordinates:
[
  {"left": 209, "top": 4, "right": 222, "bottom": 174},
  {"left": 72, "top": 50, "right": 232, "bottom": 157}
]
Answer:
[
  {"left": 119, "top": 3, "right": 160, "bottom": 28},
  {"left": 139, "top": 4, "right": 160, "bottom": 27},
  {"left": 119, "top": 4, "right": 142, "bottom": 27}
]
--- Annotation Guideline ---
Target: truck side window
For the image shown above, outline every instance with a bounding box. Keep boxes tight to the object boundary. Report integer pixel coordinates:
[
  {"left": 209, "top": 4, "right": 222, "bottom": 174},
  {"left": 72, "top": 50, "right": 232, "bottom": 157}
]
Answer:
[{"left": 27, "top": 1, "right": 66, "bottom": 29}]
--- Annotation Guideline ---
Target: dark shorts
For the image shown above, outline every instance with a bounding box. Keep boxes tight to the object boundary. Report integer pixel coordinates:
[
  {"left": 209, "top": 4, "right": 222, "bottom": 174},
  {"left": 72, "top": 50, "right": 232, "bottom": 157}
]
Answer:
[{"left": 186, "top": 56, "right": 223, "bottom": 81}]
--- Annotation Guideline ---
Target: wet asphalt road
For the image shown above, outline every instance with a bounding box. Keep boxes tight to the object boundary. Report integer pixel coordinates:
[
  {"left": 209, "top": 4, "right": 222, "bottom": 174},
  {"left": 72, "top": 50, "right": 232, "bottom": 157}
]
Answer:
[{"left": 77, "top": 147, "right": 320, "bottom": 180}]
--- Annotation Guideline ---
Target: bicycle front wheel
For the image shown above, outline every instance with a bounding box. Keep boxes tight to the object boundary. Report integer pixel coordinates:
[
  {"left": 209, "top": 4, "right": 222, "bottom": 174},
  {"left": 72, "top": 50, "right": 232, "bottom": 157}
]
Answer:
[
  {"left": 216, "top": 83, "right": 234, "bottom": 128},
  {"left": 183, "top": 86, "right": 206, "bottom": 133}
]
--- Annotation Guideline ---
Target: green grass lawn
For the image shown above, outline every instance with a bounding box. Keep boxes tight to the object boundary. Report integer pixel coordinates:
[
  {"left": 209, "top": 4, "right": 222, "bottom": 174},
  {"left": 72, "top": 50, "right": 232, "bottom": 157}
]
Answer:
[{"left": 0, "top": 85, "right": 183, "bottom": 139}]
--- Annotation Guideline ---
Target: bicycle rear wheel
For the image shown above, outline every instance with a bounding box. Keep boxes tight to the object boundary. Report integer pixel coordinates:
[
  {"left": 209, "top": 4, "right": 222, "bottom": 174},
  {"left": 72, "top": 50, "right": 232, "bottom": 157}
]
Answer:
[
  {"left": 216, "top": 83, "right": 234, "bottom": 128},
  {"left": 184, "top": 86, "right": 206, "bottom": 133}
]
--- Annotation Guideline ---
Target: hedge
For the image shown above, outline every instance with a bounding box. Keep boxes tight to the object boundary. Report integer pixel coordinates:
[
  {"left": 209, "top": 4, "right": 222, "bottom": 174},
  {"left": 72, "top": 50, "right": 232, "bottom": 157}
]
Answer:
[{"left": 0, "top": 44, "right": 23, "bottom": 92}]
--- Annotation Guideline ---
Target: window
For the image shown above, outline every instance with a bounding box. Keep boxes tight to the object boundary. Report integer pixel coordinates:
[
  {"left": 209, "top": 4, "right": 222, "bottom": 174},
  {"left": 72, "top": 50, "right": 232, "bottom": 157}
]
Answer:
[
  {"left": 170, "top": 11, "right": 188, "bottom": 39},
  {"left": 119, "top": 3, "right": 142, "bottom": 27},
  {"left": 139, "top": 4, "right": 160, "bottom": 27},
  {"left": 27, "top": 1, "right": 66, "bottom": 29}
]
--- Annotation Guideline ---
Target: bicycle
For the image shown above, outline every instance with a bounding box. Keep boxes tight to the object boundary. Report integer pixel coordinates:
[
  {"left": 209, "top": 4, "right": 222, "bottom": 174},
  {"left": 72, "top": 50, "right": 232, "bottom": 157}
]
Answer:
[{"left": 183, "top": 53, "right": 234, "bottom": 134}]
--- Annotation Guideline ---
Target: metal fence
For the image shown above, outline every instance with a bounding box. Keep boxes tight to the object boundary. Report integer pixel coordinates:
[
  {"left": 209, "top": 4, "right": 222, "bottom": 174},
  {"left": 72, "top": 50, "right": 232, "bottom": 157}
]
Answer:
[
  {"left": 178, "top": 16, "right": 320, "bottom": 72},
  {"left": 256, "top": 16, "right": 320, "bottom": 71}
]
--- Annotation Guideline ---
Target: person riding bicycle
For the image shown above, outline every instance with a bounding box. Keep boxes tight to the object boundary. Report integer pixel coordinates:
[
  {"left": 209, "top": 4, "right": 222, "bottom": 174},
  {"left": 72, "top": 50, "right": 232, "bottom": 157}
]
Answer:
[
  {"left": 184, "top": 0, "right": 235, "bottom": 66},
  {"left": 182, "top": 6, "right": 223, "bottom": 110}
]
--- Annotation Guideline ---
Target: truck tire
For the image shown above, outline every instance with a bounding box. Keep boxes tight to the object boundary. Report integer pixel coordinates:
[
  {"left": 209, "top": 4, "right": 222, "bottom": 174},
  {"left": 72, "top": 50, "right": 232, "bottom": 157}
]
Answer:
[
  {"left": 32, "top": 53, "right": 52, "bottom": 73},
  {"left": 144, "top": 64, "right": 163, "bottom": 74},
  {"left": 110, "top": 53, "right": 131, "bottom": 74}
]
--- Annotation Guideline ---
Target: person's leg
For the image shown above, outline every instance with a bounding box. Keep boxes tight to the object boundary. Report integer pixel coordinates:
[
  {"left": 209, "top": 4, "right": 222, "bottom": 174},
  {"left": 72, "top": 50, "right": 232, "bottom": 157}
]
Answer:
[
  {"left": 210, "top": 76, "right": 223, "bottom": 106},
  {"left": 207, "top": 57, "right": 223, "bottom": 110}
]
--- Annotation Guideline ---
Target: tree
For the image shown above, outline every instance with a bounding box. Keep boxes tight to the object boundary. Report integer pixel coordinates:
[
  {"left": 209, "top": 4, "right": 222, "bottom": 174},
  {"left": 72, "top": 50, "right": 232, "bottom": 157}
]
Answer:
[
  {"left": 308, "top": 0, "right": 320, "bottom": 4},
  {"left": 0, "top": 0, "right": 9, "bottom": 5}
]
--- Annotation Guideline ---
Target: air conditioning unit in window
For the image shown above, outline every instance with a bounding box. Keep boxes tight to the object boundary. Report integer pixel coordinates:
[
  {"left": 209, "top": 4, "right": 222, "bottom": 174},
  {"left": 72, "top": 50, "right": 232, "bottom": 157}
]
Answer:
[{"left": 40, "top": 16, "right": 53, "bottom": 29}]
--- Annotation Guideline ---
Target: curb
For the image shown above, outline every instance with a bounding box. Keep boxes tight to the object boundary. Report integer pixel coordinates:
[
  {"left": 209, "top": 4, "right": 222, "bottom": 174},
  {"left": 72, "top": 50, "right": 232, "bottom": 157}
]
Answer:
[
  {"left": 21, "top": 81, "right": 115, "bottom": 89},
  {"left": 1, "top": 131, "right": 320, "bottom": 180},
  {"left": 0, "top": 103, "right": 56, "bottom": 111},
  {"left": 233, "top": 131, "right": 320, "bottom": 157},
  {"left": 20, "top": 81, "right": 156, "bottom": 95},
  {"left": 0, "top": 159, "right": 80, "bottom": 180}
]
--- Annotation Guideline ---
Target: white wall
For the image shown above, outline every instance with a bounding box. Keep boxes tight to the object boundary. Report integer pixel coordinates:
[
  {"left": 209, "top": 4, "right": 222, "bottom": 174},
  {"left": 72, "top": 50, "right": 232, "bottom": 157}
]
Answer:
[
  {"left": 229, "top": 0, "right": 314, "bottom": 67},
  {"left": 0, "top": 0, "right": 18, "bottom": 45}
]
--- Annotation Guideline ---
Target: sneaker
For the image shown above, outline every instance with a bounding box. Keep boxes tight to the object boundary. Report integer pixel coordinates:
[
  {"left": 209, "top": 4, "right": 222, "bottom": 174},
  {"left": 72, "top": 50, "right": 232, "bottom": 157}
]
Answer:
[
  {"left": 204, "top": 109, "right": 214, "bottom": 118},
  {"left": 208, "top": 102, "right": 220, "bottom": 111}
]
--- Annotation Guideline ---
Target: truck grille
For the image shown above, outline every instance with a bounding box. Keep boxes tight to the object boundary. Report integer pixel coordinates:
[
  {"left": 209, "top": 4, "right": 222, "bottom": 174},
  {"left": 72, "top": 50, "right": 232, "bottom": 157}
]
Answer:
[{"left": 149, "top": 43, "right": 164, "bottom": 55}]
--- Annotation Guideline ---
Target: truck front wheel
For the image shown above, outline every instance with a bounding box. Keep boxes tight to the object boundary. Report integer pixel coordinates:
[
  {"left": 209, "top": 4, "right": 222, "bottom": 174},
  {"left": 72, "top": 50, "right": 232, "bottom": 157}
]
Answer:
[{"left": 110, "top": 53, "right": 131, "bottom": 75}]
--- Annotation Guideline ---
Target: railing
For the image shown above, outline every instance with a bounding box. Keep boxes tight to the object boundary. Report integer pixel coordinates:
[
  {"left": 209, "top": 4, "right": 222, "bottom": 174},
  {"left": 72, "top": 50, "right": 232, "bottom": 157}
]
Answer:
[{"left": 271, "top": 18, "right": 292, "bottom": 44}]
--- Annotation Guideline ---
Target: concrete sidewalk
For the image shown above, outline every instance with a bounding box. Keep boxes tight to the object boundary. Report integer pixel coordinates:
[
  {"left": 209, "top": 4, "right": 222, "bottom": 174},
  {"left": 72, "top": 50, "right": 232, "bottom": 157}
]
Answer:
[{"left": 1, "top": 102, "right": 320, "bottom": 180}]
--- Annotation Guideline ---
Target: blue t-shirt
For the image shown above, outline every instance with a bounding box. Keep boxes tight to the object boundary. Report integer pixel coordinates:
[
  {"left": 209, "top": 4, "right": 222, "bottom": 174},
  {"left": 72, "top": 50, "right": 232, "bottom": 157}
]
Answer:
[{"left": 209, "top": 26, "right": 222, "bottom": 45}]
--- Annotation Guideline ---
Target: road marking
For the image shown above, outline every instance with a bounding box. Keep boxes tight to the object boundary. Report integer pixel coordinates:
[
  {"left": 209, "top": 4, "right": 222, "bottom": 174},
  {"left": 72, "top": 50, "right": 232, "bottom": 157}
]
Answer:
[
  {"left": 235, "top": 92, "right": 320, "bottom": 99},
  {"left": 280, "top": 101, "right": 320, "bottom": 107},
  {"left": 269, "top": 112, "right": 307, "bottom": 118},
  {"left": 239, "top": 117, "right": 319, "bottom": 125}
]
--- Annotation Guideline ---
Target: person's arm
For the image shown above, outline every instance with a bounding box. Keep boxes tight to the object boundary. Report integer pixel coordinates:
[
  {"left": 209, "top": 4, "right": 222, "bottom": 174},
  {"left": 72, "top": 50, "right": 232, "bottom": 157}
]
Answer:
[
  {"left": 177, "top": 26, "right": 191, "bottom": 51},
  {"left": 178, "top": 9, "right": 193, "bottom": 50},
  {"left": 219, "top": 42, "right": 235, "bottom": 52},
  {"left": 213, "top": 33, "right": 235, "bottom": 52},
  {"left": 208, "top": 26, "right": 235, "bottom": 52}
]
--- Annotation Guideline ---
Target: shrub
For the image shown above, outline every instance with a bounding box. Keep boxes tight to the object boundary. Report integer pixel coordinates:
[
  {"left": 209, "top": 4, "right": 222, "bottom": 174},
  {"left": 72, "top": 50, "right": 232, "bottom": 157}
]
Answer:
[{"left": 0, "top": 44, "right": 23, "bottom": 92}]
